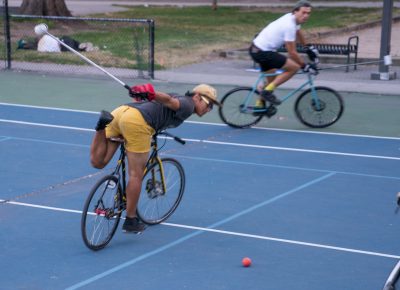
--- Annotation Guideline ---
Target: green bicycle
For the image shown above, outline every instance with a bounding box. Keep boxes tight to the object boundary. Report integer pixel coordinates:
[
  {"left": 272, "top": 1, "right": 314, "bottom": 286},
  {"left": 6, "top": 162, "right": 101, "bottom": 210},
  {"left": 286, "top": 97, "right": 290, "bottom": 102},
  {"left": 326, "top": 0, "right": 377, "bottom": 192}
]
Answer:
[{"left": 218, "top": 66, "right": 344, "bottom": 129}]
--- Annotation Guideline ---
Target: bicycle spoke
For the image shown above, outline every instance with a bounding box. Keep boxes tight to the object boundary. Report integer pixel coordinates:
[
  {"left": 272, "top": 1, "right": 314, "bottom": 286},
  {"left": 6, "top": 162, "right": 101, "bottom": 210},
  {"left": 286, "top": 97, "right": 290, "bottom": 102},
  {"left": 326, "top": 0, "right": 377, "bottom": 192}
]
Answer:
[
  {"left": 81, "top": 175, "right": 122, "bottom": 250},
  {"left": 295, "top": 87, "right": 344, "bottom": 128},
  {"left": 137, "top": 158, "right": 185, "bottom": 224},
  {"left": 219, "top": 87, "right": 264, "bottom": 128}
]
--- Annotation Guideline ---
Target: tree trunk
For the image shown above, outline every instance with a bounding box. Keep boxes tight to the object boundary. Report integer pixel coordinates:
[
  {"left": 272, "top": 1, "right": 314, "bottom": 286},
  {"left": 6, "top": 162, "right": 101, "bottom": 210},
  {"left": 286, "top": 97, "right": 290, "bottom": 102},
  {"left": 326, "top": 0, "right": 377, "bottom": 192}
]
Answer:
[
  {"left": 20, "top": 0, "right": 72, "bottom": 16},
  {"left": 212, "top": 0, "right": 218, "bottom": 11}
]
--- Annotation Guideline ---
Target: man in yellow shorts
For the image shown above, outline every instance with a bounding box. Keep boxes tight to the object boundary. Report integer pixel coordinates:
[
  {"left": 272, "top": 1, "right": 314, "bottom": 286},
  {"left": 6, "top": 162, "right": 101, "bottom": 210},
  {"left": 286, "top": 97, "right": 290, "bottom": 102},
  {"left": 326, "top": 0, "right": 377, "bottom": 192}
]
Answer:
[{"left": 90, "top": 83, "right": 220, "bottom": 233}]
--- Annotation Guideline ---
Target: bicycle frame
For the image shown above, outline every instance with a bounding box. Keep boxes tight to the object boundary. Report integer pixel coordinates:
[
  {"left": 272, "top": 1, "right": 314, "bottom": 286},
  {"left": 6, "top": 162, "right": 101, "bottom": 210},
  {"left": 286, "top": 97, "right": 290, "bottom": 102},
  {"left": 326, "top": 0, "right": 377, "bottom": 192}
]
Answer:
[
  {"left": 144, "top": 135, "right": 167, "bottom": 194},
  {"left": 243, "top": 69, "right": 322, "bottom": 114},
  {"left": 111, "top": 131, "right": 178, "bottom": 200}
]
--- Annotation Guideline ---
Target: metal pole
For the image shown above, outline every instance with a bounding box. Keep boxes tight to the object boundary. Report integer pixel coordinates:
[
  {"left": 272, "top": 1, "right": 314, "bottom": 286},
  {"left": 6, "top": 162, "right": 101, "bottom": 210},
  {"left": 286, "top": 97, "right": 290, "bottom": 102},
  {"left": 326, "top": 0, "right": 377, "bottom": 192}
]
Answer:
[
  {"left": 149, "top": 19, "right": 155, "bottom": 79},
  {"left": 4, "top": 0, "right": 12, "bottom": 69},
  {"left": 371, "top": 0, "right": 397, "bottom": 80}
]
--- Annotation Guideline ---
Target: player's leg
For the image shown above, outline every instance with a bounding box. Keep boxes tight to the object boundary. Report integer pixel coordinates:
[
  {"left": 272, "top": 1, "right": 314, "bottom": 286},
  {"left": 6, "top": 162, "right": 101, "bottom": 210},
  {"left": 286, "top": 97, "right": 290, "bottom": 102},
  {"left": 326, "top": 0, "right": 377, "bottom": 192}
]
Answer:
[
  {"left": 118, "top": 106, "right": 155, "bottom": 233},
  {"left": 123, "top": 151, "right": 148, "bottom": 233},
  {"left": 270, "top": 58, "right": 300, "bottom": 87},
  {"left": 255, "top": 51, "right": 287, "bottom": 106},
  {"left": 90, "top": 111, "right": 119, "bottom": 169},
  {"left": 256, "top": 70, "right": 277, "bottom": 109}
]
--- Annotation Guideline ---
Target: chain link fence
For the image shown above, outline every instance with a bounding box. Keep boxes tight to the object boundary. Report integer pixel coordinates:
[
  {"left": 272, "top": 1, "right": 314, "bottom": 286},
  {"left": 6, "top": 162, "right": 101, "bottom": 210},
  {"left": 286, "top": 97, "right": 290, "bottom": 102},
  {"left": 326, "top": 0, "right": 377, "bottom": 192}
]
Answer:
[{"left": 1, "top": 0, "right": 154, "bottom": 79}]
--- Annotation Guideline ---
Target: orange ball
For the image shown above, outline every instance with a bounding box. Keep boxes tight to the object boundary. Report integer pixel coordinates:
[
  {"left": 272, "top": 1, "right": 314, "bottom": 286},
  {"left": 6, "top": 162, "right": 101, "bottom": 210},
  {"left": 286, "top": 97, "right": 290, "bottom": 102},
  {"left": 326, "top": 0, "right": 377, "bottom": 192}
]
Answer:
[{"left": 242, "top": 257, "right": 252, "bottom": 267}]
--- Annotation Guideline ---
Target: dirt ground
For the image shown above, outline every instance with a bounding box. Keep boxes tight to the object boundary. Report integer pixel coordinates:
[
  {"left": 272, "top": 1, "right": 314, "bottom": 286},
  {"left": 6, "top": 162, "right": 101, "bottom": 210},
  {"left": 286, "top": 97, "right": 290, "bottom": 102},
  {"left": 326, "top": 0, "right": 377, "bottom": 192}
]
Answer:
[{"left": 317, "top": 21, "right": 400, "bottom": 59}]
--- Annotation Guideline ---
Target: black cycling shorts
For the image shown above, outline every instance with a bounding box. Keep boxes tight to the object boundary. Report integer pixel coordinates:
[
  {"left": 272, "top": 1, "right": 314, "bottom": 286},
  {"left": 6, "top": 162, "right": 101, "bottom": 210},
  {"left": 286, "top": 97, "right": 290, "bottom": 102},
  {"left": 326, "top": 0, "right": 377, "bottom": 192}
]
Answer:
[{"left": 249, "top": 47, "right": 287, "bottom": 72}]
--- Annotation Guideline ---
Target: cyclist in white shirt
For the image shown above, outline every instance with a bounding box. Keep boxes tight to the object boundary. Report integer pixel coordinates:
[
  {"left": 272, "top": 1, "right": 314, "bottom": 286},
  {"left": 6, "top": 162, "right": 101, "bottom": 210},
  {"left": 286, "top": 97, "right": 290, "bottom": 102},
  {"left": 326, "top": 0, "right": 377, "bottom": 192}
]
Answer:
[{"left": 250, "top": 0, "right": 316, "bottom": 112}]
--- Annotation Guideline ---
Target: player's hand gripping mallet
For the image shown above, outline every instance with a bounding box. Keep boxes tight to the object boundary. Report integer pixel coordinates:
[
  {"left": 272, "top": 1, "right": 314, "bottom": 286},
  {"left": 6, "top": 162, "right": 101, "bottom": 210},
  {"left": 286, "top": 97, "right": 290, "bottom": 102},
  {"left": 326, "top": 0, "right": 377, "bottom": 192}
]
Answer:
[{"left": 34, "top": 23, "right": 132, "bottom": 92}]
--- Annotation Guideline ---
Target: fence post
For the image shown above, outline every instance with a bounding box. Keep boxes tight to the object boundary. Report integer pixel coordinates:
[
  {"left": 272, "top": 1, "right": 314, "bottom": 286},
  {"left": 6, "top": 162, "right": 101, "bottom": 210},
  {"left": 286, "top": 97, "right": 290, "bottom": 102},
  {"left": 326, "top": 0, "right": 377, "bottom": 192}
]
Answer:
[
  {"left": 149, "top": 19, "right": 155, "bottom": 79},
  {"left": 3, "top": 0, "right": 12, "bottom": 69},
  {"left": 370, "top": 0, "right": 396, "bottom": 80}
]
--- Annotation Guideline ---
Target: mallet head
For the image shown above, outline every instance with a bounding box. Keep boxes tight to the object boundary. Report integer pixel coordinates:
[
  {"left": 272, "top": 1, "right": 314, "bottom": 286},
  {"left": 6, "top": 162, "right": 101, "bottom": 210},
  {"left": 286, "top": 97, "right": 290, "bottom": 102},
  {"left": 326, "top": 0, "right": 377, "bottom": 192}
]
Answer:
[{"left": 34, "top": 23, "right": 48, "bottom": 36}]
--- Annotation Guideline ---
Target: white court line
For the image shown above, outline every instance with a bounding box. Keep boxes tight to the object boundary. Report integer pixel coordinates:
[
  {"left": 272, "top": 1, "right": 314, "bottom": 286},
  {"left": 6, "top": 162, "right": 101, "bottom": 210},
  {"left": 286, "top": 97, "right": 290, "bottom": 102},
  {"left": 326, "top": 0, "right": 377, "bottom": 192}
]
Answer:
[
  {"left": 1, "top": 118, "right": 399, "bottom": 160},
  {"left": 0, "top": 102, "right": 97, "bottom": 114},
  {"left": 1, "top": 198, "right": 399, "bottom": 260},
  {"left": 0, "top": 119, "right": 93, "bottom": 132},
  {"left": 1, "top": 102, "right": 400, "bottom": 140}
]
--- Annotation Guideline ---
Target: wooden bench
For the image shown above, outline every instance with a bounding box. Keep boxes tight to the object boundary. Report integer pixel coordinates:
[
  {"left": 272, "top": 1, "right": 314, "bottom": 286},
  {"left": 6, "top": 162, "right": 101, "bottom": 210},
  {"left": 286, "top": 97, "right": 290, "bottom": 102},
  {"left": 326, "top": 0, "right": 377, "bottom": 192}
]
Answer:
[{"left": 277, "top": 36, "right": 359, "bottom": 72}]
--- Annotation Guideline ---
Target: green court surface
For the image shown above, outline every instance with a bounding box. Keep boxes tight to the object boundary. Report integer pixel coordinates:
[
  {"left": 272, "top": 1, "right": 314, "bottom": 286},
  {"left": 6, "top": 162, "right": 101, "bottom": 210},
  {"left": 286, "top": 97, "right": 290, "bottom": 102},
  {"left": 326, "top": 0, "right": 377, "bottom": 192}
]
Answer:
[{"left": 1, "top": 70, "right": 399, "bottom": 138}]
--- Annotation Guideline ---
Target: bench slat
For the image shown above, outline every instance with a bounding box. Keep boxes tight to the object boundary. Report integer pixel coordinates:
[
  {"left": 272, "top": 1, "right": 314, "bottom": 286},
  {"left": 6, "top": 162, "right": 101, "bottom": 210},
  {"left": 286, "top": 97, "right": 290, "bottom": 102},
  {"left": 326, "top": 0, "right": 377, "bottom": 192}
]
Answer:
[{"left": 275, "top": 35, "right": 359, "bottom": 72}]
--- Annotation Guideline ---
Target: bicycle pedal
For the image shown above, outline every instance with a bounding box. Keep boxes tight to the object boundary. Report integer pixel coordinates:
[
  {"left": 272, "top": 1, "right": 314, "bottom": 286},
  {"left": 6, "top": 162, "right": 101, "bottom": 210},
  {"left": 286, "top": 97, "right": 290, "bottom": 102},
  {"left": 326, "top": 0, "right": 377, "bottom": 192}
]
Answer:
[
  {"left": 265, "top": 106, "right": 277, "bottom": 118},
  {"left": 252, "top": 107, "right": 267, "bottom": 116}
]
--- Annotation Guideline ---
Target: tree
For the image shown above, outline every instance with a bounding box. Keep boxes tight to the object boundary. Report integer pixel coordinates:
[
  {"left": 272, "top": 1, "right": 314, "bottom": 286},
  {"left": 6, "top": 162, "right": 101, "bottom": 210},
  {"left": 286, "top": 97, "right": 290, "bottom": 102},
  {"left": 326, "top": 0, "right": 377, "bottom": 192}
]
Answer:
[
  {"left": 212, "top": 0, "right": 218, "bottom": 10},
  {"left": 20, "top": 0, "right": 72, "bottom": 16}
]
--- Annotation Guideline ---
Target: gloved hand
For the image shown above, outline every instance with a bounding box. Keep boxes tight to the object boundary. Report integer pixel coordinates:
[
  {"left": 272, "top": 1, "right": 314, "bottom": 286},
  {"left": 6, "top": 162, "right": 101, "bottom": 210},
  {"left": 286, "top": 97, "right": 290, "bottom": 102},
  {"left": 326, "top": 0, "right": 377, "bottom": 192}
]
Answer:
[
  {"left": 130, "top": 83, "right": 156, "bottom": 101},
  {"left": 302, "top": 62, "right": 318, "bottom": 74},
  {"left": 305, "top": 44, "right": 320, "bottom": 64}
]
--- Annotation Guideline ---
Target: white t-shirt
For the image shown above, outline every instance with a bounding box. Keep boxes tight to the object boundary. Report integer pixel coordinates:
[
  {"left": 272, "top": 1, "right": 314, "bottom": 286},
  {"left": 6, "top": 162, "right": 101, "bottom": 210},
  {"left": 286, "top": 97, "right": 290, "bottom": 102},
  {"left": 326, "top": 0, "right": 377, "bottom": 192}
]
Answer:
[
  {"left": 253, "top": 13, "right": 300, "bottom": 51},
  {"left": 37, "top": 35, "right": 61, "bottom": 52}
]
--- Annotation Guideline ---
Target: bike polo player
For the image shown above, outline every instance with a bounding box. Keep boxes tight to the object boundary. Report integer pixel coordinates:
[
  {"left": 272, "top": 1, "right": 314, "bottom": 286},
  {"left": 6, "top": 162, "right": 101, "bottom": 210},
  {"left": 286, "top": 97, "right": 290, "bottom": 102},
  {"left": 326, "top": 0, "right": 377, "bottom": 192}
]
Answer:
[
  {"left": 249, "top": 0, "right": 319, "bottom": 115},
  {"left": 90, "top": 83, "right": 220, "bottom": 233}
]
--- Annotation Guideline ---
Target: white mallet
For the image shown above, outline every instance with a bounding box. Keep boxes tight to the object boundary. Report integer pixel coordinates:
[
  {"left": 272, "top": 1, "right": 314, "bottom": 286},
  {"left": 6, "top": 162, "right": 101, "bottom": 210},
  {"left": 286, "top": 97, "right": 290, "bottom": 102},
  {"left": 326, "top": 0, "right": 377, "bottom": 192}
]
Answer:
[
  {"left": 34, "top": 23, "right": 48, "bottom": 36},
  {"left": 33, "top": 23, "right": 131, "bottom": 91}
]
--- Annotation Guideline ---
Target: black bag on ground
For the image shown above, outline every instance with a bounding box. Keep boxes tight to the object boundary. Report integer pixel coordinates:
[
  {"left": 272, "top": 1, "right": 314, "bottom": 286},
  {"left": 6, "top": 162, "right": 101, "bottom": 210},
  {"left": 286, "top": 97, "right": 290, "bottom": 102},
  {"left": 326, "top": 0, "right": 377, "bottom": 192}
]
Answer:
[{"left": 59, "top": 36, "right": 81, "bottom": 51}]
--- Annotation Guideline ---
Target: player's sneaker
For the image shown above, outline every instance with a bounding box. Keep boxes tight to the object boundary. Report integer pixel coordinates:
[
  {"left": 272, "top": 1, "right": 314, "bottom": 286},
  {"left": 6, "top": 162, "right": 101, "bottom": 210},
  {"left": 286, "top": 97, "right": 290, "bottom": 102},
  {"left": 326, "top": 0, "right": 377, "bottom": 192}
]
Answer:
[
  {"left": 265, "top": 105, "right": 278, "bottom": 118},
  {"left": 122, "top": 216, "right": 147, "bottom": 234},
  {"left": 261, "top": 90, "right": 282, "bottom": 105},
  {"left": 253, "top": 99, "right": 266, "bottom": 116}
]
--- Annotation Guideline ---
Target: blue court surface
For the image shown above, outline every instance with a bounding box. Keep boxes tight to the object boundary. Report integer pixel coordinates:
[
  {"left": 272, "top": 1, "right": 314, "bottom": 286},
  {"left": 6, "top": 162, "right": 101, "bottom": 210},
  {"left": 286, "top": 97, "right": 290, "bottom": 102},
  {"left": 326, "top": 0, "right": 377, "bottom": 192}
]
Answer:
[{"left": 1, "top": 102, "right": 400, "bottom": 290}]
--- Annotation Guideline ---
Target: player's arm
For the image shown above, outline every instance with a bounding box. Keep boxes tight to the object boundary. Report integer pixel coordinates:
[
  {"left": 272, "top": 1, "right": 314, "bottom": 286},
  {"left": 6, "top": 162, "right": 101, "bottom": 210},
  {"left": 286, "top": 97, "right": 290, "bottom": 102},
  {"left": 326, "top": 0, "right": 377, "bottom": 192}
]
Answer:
[
  {"left": 130, "top": 83, "right": 180, "bottom": 111},
  {"left": 296, "top": 30, "right": 306, "bottom": 46},
  {"left": 285, "top": 41, "right": 306, "bottom": 68},
  {"left": 153, "top": 91, "right": 180, "bottom": 111}
]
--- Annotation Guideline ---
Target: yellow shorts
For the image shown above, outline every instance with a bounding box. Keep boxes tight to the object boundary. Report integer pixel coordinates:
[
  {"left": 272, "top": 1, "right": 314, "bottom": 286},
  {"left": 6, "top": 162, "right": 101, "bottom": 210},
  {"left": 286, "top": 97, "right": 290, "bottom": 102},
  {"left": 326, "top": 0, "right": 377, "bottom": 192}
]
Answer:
[{"left": 105, "top": 105, "right": 155, "bottom": 153}]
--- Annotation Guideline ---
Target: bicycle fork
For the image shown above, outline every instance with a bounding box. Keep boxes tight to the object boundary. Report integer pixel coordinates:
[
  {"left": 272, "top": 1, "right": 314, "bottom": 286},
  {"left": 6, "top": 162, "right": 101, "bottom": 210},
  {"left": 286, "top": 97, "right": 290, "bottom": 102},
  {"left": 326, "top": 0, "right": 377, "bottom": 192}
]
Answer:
[
  {"left": 307, "top": 74, "right": 323, "bottom": 110},
  {"left": 145, "top": 156, "right": 167, "bottom": 197}
]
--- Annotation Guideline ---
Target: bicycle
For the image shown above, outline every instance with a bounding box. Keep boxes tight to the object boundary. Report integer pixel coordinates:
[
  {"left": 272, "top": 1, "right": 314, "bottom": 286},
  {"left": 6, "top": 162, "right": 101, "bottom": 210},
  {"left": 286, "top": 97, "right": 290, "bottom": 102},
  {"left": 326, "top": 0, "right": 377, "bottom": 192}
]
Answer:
[
  {"left": 81, "top": 131, "right": 186, "bottom": 251},
  {"left": 218, "top": 65, "right": 344, "bottom": 129}
]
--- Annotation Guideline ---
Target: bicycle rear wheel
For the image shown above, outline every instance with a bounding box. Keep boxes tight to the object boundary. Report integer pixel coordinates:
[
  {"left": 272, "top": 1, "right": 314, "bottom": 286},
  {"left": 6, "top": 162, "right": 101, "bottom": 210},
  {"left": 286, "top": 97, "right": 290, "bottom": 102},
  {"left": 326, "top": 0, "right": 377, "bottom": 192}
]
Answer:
[
  {"left": 81, "top": 175, "right": 123, "bottom": 251},
  {"left": 137, "top": 158, "right": 185, "bottom": 225},
  {"left": 218, "top": 87, "right": 263, "bottom": 128},
  {"left": 295, "top": 86, "right": 344, "bottom": 128}
]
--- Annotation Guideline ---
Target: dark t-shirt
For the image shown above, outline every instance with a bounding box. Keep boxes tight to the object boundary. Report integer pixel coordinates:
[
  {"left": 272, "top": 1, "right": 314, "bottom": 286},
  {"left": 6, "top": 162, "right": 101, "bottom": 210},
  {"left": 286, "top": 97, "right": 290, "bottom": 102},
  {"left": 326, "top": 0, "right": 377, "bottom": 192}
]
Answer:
[{"left": 126, "top": 95, "right": 195, "bottom": 132}]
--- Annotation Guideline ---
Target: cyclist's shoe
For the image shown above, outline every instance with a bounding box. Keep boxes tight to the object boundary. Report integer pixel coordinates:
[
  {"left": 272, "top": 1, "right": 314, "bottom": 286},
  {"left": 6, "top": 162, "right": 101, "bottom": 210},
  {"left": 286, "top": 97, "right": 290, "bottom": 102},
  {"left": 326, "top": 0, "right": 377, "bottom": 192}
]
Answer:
[
  {"left": 252, "top": 99, "right": 266, "bottom": 116},
  {"left": 95, "top": 110, "right": 114, "bottom": 131},
  {"left": 260, "top": 90, "right": 282, "bottom": 105},
  {"left": 265, "top": 105, "right": 278, "bottom": 118},
  {"left": 255, "top": 99, "right": 266, "bottom": 109},
  {"left": 122, "top": 216, "right": 147, "bottom": 234}
]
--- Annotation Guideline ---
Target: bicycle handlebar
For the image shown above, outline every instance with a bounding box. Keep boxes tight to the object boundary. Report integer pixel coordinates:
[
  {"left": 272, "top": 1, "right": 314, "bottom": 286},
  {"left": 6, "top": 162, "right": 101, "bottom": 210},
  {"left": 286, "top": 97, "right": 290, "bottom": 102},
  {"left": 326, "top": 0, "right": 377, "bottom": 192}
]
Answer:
[{"left": 159, "top": 131, "right": 186, "bottom": 145}]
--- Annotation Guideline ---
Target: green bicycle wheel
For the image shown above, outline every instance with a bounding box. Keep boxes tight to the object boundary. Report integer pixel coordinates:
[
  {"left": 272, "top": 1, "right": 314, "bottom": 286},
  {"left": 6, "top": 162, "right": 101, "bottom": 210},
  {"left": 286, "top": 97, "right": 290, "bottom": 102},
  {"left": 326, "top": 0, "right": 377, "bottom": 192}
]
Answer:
[
  {"left": 218, "top": 87, "right": 264, "bottom": 128},
  {"left": 295, "top": 86, "right": 344, "bottom": 128}
]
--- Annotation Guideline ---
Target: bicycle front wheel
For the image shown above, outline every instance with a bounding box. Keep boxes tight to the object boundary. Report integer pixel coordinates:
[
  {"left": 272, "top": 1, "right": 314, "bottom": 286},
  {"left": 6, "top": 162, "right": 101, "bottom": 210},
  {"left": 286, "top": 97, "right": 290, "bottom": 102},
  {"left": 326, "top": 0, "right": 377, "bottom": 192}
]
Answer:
[
  {"left": 295, "top": 86, "right": 344, "bottom": 128},
  {"left": 137, "top": 158, "right": 185, "bottom": 225},
  {"left": 218, "top": 87, "right": 263, "bottom": 128},
  {"left": 81, "top": 175, "right": 123, "bottom": 251}
]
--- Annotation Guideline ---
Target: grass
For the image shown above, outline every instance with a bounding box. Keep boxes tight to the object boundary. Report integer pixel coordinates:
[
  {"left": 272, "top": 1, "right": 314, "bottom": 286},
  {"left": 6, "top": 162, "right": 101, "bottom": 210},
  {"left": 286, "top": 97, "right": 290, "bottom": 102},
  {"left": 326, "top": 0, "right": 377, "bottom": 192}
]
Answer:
[
  {"left": 5, "top": 6, "right": 398, "bottom": 69},
  {"left": 109, "top": 6, "right": 393, "bottom": 67}
]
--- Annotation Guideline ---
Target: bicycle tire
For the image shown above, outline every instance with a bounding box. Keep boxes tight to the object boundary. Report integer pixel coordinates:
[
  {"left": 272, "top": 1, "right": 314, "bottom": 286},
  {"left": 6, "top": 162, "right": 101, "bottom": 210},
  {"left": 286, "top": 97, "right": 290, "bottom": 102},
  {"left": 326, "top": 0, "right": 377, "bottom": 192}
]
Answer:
[
  {"left": 218, "top": 87, "right": 264, "bottom": 128},
  {"left": 137, "top": 158, "right": 185, "bottom": 225},
  {"left": 81, "top": 175, "right": 123, "bottom": 251},
  {"left": 294, "top": 86, "right": 344, "bottom": 128}
]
